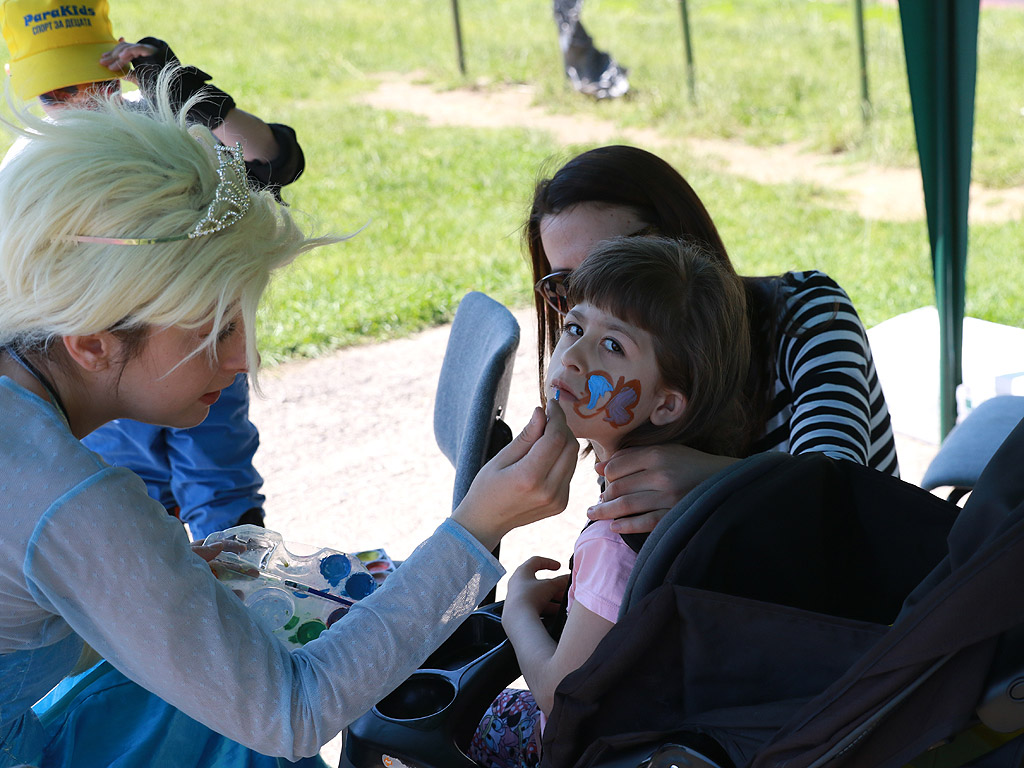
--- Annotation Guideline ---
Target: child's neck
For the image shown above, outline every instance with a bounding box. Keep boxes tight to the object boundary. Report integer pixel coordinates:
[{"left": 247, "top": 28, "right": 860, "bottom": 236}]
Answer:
[{"left": 591, "top": 441, "right": 615, "bottom": 463}]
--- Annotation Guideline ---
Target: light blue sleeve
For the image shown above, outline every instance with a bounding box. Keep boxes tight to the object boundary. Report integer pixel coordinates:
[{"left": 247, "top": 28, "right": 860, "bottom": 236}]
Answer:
[{"left": 24, "top": 476, "right": 502, "bottom": 761}]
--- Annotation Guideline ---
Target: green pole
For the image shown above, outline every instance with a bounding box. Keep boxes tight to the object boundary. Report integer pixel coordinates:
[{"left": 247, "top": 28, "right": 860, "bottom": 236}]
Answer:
[
  {"left": 678, "top": 0, "right": 696, "bottom": 105},
  {"left": 451, "top": 0, "right": 466, "bottom": 75},
  {"left": 853, "top": 0, "right": 871, "bottom": 124},
  {"left": 899, "top": 0, "right": 977, "bottom": 440}
]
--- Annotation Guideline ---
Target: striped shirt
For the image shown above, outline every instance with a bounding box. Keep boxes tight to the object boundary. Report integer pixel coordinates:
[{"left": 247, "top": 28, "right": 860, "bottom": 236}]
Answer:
[{"left": 749, "top": 271, "right": 900, "bottom": 477}]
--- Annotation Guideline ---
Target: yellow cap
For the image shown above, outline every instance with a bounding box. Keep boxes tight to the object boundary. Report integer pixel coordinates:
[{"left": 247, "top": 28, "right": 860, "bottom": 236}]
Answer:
[{"left": 1, "top": 0, "right": 127, "bottom": 100}]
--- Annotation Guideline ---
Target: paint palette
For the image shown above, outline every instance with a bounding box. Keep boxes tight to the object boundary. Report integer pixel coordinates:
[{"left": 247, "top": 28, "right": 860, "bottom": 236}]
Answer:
[
  {"left": 206, "top": 525, "right": 378, "bottom": 650},
  {"left": 354, "top": 548, "right": 397, "bottom": 586}
]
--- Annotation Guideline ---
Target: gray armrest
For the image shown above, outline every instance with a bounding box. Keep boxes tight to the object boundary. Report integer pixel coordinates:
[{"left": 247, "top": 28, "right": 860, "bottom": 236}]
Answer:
[{"left": 921, "top": 396, "right": 1024, "bottom": 502}]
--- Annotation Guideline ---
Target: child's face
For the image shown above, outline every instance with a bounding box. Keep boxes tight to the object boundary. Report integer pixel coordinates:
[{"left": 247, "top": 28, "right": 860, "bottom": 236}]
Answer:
[{"left": 545, "top": 301, "right": 685, "bottom": 459}]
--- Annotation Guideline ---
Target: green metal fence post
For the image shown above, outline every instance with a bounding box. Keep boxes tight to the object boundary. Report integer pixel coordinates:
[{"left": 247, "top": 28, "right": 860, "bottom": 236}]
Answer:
[
  {"left": 451, "top": 0, "right": 466, "bottom": 75},
  {"left": 678, "top": 0, "right": 696, "bottom": 105},
  {"left": 854, "top": 0, "right": 871, "bottom": 124}
]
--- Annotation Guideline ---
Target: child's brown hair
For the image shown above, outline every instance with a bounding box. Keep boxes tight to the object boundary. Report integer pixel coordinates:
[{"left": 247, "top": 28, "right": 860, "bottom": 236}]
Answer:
[{"left": 566, "top": 236, "right": 752, "bottom": 456}]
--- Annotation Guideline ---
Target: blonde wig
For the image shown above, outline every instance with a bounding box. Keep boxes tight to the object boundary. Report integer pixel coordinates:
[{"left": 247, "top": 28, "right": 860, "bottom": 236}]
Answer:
[{"left": 0, "top": 73, "right": 333, "bottom": 385}]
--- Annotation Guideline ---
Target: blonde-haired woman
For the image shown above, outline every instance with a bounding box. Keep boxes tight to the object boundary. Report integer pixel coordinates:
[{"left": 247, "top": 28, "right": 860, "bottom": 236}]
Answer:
[{"left": 0, "top": 91, "right": 577, "bottom": 768}]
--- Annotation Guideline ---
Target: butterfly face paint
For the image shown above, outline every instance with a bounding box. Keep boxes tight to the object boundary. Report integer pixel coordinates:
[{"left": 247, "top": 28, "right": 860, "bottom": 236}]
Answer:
[{"left": 573, "top": 370, "right": 641, "bottom": 428}]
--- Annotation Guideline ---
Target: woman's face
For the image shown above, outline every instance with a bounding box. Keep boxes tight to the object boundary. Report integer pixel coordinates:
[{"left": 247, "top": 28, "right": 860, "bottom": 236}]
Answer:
[
  {"left": 539, "top": 203, "right": 649, "bottom": 273},
  {"left": 115, "top": 313, "right": 249, "bottom": 429}
]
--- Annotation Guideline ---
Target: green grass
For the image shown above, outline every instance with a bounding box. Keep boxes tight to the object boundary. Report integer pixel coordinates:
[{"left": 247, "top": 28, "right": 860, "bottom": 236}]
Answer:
[
  {"left": 257, "top": 108, "right": 556, "bottom": 362},
  {"left": 2, "top": 0, "right": 1021, "bottom": 362}
]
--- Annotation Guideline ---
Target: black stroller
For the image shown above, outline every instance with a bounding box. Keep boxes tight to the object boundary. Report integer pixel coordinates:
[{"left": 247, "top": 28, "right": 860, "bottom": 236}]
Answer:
[
  {"left": 340, "top": 293, "right": 1024, "bottom": 768},
  {"left": 342, "top": 415, "right": 1024, "bottom": 768},
  {"left": 542, "top": 425, "right": 1024, "bottom": 768}
]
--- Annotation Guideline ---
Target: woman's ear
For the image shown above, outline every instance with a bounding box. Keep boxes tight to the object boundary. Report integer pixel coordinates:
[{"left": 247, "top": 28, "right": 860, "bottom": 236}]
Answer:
[
  {"left": 650, "top": 387, "right": 687, "bottom": 426},
  {"left": 62, "top": 333, "right": 118, "bottom": 372}
]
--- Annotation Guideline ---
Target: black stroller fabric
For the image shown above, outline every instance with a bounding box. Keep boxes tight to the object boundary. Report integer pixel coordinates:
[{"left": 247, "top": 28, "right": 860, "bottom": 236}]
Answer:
[
  {"left": 753, "top": 417, "right": 1024, "bottom": 768},
  {"left": 539, "top": 437, "right": 1024, "bottom": 768}
]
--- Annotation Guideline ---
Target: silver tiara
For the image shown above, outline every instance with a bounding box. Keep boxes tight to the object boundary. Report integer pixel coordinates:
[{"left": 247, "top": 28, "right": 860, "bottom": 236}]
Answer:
[{"left": 70, "top": 143, "right": 252, "bottom": 246}]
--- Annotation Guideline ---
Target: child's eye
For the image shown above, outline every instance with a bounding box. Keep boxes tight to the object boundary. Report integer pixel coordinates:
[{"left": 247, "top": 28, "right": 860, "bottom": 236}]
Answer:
[
  {"left": 563, "top": 322, "right": 584, "bottom": 338},
  {"left": 601, "top": 338, "right": 624, "bottom": 354}
]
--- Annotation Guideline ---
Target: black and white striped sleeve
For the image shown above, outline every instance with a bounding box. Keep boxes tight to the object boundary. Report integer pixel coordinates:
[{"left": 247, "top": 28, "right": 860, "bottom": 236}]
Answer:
[{"left": 775, "top": 272, "right": 899, "bottom": 476}]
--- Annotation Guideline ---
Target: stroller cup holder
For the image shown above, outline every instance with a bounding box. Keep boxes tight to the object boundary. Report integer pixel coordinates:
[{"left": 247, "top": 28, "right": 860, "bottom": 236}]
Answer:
[
  {"left": 375, "top": 675, "right": 457, "bottom": 722},
  {"left": 341, "top": 602, "right": 521, "bottom": 768}
]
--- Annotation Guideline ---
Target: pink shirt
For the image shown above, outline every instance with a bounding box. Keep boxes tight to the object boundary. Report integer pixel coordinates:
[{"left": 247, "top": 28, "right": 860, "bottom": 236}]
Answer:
[{"left": 567, "top": 519, "right": 639, "bottom": 623}]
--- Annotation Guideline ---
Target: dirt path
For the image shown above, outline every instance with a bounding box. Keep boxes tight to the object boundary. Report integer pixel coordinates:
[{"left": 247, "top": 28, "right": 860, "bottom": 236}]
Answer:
[
  {"left": 357, "top": 72, "right": 1024, "bottom": 224},
  {"left": 250, "top": 308, "right": 604, "bottom": 587}
]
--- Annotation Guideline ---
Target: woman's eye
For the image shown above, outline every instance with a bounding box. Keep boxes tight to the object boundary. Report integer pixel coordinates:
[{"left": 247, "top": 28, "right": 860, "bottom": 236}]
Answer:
[
  {"left": 563, "top": 322, "right": 583, "bottom": 338},
  {"left": 217, "top": 322, "right": 238, "bottom": 343},
  {"left": 602, "top": 338, "right": 623, "bottom": 354}
]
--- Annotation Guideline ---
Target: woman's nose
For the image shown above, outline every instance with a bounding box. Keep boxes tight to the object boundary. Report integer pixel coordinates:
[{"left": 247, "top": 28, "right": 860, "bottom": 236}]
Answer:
[{"left": 222, "top": 328, "right": 249, "bottom": 374}]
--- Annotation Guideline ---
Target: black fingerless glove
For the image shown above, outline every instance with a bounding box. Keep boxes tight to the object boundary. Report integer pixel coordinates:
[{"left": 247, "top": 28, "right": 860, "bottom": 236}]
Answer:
[
  {"left": 131, "top": 37, "right": 236, "bottom": 129},
  {"left": 245, "top": 123, "right": 306, "bottom": 201}
]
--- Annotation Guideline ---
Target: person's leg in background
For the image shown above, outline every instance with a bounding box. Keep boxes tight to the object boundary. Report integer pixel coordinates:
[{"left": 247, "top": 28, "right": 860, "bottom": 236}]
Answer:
[{"left": 551, "top": 0, "right": 630, "bottom": 99}]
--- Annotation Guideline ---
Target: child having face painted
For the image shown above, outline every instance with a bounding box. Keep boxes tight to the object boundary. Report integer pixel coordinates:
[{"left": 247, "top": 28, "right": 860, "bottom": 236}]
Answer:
[{"left": 469, "top": 236, "right": 751, "bottom": 768}]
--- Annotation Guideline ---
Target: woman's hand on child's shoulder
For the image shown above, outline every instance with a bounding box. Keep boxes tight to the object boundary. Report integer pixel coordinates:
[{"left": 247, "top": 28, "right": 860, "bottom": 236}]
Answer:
[
  {"left": 590, "top": 444, "right": 740, "bottom": 534},
  {"left": 452, "top": 400, "right": 579, "bottom": 551}
]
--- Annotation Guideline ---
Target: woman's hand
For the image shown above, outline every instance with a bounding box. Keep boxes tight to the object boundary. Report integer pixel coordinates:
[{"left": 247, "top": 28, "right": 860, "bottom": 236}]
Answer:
[
  {"left": 503, "top": 556, "right": 568, "bottom": 623},
  {"left": 452, "top": 399, "right": 579, "bottom": 551},
  {"left": 589, "top": 444, "right": 739, "bottom": 534},
  {"left": 191, "top": 539, "right": 245, "bottom": 564}
]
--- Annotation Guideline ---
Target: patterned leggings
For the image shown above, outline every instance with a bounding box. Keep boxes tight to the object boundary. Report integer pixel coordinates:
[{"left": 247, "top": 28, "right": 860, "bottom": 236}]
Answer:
[{"left": 468, "top": 688, "right": 543, "bottom": 768}]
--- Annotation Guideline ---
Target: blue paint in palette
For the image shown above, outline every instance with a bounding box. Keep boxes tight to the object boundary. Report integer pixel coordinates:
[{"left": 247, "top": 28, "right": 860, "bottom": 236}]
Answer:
[
  {"left": 344, "top": 572, "right": 377, "bottom": 600},
  {"left": 320, "top": 553, "right": 352, "bottom": 586},
  {"left": 207, "top": 526, "right": 379, "bottom": 650}
]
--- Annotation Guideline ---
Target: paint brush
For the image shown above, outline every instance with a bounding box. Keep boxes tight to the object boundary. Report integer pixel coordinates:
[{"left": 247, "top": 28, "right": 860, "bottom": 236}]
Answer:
[{"left": 213, "top": 560, "right": 356, "bottom": 607}]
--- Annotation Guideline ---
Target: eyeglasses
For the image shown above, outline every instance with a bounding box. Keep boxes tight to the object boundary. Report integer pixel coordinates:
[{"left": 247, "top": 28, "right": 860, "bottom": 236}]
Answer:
[
  {"left": 534, "top": 270, "right": 572, "bottom": 316},
  {"left": 38, "top": 79, "right": 120, "bottom": 108},
  {"left": 534, "top": 226, "right": 659, "bottom": 317}
]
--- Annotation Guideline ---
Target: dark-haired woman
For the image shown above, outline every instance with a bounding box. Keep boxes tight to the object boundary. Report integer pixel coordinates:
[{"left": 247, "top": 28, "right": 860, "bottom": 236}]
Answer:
[{"left": 527, "top": 145, "right": 899, "bottom": 535}]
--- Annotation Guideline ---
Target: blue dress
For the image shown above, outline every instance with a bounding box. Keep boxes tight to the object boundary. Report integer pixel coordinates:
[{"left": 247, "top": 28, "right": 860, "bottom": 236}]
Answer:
[
  {"left": 1, "top": 637, "right": 326, "bottom": 768},
  {"left": 18, "top": 659, "right": 328, "bottom": 768}
]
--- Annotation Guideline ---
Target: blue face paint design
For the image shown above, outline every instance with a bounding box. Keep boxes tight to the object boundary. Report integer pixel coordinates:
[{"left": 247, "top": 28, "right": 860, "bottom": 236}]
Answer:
[
  {"left": 584, "top": 373, "right": 614, "bottom": 410},
  {"left": 574, "top": 371, "right": 642, "bottom": 428}
]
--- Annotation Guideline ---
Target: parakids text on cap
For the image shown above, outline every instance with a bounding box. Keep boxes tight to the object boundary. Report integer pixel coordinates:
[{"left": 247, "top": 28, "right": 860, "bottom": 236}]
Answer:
[{"left": 23, "top": 5, "right": 95, "bottom": 25}]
